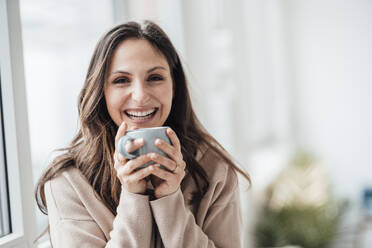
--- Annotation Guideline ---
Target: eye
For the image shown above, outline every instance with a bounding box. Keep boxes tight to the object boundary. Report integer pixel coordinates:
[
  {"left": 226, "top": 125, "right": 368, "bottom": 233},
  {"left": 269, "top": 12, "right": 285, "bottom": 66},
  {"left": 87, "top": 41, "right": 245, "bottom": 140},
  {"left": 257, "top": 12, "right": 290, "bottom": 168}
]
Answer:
[
  {"left": 148, "top": 74, "right": 164, "bottom": 82},
  {"left": 113, "top": 76, "right": 130, "bottom": 84}
]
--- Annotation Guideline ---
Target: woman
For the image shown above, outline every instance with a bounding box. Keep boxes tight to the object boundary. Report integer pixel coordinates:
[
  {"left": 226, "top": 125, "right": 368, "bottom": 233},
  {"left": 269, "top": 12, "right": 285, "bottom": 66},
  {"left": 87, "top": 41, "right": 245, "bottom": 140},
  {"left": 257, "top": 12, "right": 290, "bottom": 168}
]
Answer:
[{"left": 35, "top": 21, "right": 250, "bottom": 247}]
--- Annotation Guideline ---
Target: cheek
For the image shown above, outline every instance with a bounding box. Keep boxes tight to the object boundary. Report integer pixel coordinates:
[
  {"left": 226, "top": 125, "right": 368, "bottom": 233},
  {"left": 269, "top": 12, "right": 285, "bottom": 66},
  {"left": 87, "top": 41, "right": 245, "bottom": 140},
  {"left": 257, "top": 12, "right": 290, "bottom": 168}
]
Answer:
[
  {"left": 167, "top": 92, "right": 173, "bottom": 109},
  {"left": 164, "top": 84, "right": 174, "bottom": 105},
  {"left": 154, "top": 83, "right": 173, "bottom": 105},
  {"left": 104, "top": 89, "right": 113, "bottom": 110},
  {"left": 105, "top": 88, "right": 124, "bottom": 115},
  {"left": 162, "top": 89, "right": 173, "bottom": 113}
]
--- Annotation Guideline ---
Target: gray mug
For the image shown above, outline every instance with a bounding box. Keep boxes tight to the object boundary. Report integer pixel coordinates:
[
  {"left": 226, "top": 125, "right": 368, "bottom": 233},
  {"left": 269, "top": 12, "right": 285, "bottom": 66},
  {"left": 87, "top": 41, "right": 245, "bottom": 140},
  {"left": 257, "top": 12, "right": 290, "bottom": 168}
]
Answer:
[{"left": 118, "top": 126, "right": 171, "bottom": 169}]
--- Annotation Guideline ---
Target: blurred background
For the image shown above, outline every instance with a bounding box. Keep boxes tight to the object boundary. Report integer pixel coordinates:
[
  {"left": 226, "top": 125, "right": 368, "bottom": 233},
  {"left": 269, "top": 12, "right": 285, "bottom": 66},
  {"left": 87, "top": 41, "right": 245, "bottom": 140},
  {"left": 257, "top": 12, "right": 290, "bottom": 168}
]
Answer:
[{"left": 15, "top": 0, "right": 372, "bottom": 247}]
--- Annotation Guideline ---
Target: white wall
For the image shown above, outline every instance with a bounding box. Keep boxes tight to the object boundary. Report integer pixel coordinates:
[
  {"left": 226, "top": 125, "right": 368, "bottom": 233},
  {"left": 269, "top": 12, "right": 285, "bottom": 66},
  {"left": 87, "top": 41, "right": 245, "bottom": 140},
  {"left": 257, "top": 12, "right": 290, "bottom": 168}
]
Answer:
[
  {"left": 181, "top": 1, "right": 372, "bottom": 244},
  {"left": 284, "top": 0, "right": 372, "bottom": 202}
]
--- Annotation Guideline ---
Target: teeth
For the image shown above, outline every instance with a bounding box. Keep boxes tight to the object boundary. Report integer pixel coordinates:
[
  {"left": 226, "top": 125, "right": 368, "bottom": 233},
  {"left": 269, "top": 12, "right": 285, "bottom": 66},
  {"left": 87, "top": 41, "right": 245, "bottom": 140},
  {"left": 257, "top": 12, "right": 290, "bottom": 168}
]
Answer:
[{"left": 126, "top": 108, "right": 156, "bottom": 117}]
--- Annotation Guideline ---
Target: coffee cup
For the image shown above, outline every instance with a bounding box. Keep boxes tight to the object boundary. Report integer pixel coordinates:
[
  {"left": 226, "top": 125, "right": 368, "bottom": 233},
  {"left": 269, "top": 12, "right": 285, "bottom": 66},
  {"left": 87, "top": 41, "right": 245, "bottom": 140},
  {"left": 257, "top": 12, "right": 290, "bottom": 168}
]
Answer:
[{"left": 118, "top": 126, "right": 171, "bottom": 169}]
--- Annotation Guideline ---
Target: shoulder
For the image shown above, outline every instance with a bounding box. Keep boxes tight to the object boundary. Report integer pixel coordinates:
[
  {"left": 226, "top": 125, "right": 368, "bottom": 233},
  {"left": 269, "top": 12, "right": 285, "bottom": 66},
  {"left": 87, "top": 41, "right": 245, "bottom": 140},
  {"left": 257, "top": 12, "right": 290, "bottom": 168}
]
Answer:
[
  {"left": 46, "top": 167, "right": 90, "bottom": 196},
  {"left": 44, "top": 167, "right": 95, "bottom": 221},
  {"left": 197, "top": 144, "right": 238, "bottom": 186},
  {"left": 196, "top": 144, "right": 239, "bottom": 204}
]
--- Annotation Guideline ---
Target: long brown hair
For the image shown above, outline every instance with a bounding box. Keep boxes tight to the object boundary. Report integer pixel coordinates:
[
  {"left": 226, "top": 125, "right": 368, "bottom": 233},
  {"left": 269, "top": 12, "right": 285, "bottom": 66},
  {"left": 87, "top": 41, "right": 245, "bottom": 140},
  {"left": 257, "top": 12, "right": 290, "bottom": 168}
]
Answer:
[{"left": 35, "top": 21, "right": 250, "bottom": 216}]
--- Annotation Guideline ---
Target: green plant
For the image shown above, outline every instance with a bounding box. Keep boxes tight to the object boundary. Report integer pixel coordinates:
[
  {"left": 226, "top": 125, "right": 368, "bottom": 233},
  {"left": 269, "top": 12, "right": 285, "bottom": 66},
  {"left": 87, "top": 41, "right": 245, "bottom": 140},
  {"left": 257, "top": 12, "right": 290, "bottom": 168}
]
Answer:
[
  {"left": 255, "top": 204, "right": 340, "bottom": 248},
  {"left": 254, "top": 151, "right": 344, "bottom": 248}
]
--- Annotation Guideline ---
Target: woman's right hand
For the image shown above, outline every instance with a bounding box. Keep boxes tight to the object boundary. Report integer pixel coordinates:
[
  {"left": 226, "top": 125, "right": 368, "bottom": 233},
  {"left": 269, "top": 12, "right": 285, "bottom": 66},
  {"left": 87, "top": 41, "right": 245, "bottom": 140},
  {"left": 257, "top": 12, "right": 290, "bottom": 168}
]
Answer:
[{"left": 114, "top": 121, "right": 154, "bottom": 194}]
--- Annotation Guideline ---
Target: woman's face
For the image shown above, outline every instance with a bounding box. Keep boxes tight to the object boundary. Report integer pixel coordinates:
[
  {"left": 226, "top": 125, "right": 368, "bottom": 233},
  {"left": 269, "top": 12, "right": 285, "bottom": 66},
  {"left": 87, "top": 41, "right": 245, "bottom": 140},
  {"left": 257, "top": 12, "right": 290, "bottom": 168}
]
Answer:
[{"left": 104, "top": 39, "right": 173, "bottom": 129}]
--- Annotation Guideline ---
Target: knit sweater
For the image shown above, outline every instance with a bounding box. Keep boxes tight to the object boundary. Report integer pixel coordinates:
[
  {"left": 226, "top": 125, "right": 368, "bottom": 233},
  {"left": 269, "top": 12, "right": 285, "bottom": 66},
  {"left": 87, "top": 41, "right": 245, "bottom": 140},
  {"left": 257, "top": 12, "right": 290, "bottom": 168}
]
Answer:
[{"left": 44, "top": 147, "right": 243, "bottom": 247}]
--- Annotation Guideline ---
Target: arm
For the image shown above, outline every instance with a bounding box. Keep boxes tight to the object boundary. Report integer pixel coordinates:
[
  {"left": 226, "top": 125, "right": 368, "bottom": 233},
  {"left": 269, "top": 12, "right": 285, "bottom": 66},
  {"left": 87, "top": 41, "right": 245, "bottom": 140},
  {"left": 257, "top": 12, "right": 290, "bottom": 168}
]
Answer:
[
  {"left": 44, "top": 174, "right": 153, "bottom": 247},
  {"left": 149, "top": 177, "right": 243, "bottom": 247},
  {"left": 107, "top": 188, "right": 154, "bottom": 247},
  {"left": 147, "top": 129, "right": 243, "bottom": 247}
]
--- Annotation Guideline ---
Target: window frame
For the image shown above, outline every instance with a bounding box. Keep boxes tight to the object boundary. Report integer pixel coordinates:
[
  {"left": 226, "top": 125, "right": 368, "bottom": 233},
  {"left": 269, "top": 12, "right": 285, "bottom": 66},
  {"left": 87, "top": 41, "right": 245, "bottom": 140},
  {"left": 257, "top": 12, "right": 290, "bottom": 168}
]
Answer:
[
  {"left": 0, "top": 0, "right": 37, "bottom": 247},
  {"left": 0, "top": 76, "right": 11, "bottom": 239}
]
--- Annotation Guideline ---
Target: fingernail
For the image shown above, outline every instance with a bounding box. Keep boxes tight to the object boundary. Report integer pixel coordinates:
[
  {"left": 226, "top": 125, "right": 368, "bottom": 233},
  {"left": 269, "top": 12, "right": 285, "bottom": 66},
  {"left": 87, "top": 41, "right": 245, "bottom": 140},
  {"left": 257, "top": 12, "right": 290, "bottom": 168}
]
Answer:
[
  {"left": 125, "top": 143, "right": 131, "bottom": 151},
  {"left": 119, "top": 121, "right": 126, "bottom": 129},
  {"left": 155, "top": 139, "right": 162, "bottom": 144}
]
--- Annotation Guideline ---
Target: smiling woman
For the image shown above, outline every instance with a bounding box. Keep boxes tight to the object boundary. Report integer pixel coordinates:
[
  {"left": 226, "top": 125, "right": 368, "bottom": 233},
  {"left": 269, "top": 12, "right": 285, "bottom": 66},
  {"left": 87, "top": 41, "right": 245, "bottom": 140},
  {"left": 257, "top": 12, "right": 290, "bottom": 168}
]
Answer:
[
  {"left": 104, "top": 39, "right": 173, "bottom": 129},
  {"left": 35, "top": 21, "right": 250, "bottom": 247}
]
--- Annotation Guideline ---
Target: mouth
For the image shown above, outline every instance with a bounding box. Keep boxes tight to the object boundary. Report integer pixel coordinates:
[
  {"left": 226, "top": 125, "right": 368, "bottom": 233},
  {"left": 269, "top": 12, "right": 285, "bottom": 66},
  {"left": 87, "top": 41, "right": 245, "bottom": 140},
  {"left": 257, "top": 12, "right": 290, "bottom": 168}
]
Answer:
[{"left": 124, "top": 107, "right": 158, "bottom": 121}]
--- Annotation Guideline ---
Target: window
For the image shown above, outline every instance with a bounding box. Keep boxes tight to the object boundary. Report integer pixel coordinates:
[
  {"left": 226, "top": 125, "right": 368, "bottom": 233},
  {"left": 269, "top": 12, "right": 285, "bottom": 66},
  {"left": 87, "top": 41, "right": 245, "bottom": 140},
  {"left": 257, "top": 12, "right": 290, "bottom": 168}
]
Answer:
[
  {"left": 19, "top": 1, "right": 117, "bottom": 244},
  {"left": 0, "top": 77, "right": 11, "bottom": 238},
  {"left": 0, "top": 0, "right": 37, "bottom": 246}
]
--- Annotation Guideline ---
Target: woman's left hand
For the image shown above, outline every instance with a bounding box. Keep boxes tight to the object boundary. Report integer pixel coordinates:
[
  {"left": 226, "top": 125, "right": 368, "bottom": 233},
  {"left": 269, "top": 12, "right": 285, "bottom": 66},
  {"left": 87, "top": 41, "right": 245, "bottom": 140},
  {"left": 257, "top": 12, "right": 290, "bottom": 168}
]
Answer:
[{"left": 149, "top": 128, "right": 186, "bottom": 199}]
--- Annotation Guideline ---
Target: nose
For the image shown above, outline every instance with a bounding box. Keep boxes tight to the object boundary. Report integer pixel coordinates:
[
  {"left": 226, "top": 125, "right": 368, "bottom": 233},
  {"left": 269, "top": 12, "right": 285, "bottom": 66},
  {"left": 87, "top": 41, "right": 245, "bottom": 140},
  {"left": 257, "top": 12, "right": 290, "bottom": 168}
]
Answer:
[{"left": 131, "top": 81, "right": 151, "bottom": 105}]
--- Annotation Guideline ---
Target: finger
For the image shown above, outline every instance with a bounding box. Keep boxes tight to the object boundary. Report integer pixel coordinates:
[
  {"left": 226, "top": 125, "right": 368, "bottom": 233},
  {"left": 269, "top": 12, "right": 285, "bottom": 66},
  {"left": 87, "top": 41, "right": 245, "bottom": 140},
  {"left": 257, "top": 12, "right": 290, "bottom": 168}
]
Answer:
[
  {"left": 130, "top": 165, "right": 155, "bottom": 182},
  {"left": 149, "top": 153, "right": 177, "bottom": 172},
  {"left": 166, "top": 128, "right": 181, "bottom": 151},
  {"left": 179, "top": 160, "right": 186, "bottom": 170},
  {"left": 155, "top": 138, "right": 182, "bottom": 163},
  {"left": 122, "top": 154, "right": 153, "bottom": 175},
  {"left": 114, "top": 152, "right": 127, "bottom": 170},
  {"left": 125, "top": 138, "right": 145, "bottom": 153},
  {"left": 115, "top": 121, "right": 128, "bottom": 149},
  {"left": 150, "top": 164, "right": 174, "bottom": 181},
  {"left": 117, "top": 164, "right": 153, "bottom": 184}
]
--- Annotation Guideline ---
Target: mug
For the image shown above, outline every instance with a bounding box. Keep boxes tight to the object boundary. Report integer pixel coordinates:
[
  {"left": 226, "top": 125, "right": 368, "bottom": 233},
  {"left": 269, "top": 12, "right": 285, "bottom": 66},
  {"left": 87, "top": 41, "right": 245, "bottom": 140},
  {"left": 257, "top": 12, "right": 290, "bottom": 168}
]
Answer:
[{"left": 118, "top": 126, "right": 171, "bottom": 169}]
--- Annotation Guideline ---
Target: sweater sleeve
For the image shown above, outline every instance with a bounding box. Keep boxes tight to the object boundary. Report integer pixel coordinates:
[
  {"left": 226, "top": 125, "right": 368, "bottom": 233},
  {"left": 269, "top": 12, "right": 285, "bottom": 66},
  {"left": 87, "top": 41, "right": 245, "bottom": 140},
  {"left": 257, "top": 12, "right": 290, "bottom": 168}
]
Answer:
[
  {"left": 149, "top": 172, "right": 243, "bottom": 248},
  {"left": 107, "top": 188, "right": 154, "bottom": 247},
  {"left": 44, "top": 174, "right": 153, "bottom": 247}
]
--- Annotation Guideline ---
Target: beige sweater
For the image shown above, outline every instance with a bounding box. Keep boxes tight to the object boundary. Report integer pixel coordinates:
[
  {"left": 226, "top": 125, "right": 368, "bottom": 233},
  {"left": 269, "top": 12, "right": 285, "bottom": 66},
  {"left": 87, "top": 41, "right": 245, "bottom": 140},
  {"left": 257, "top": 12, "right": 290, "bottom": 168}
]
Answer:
[{"left": 44, "top": 147, "right": 243, "bottom": 247}]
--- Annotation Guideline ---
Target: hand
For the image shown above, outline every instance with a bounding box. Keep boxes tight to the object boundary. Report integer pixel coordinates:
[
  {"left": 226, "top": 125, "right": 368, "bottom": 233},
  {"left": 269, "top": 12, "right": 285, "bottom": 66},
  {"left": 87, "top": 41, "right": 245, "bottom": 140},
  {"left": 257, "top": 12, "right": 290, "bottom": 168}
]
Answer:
[
  {"left": 114, "top": 121, "right": 154, "bottom": 194},
  {"left": 148, "top": 128, "right": 186, "bottom": 199}
]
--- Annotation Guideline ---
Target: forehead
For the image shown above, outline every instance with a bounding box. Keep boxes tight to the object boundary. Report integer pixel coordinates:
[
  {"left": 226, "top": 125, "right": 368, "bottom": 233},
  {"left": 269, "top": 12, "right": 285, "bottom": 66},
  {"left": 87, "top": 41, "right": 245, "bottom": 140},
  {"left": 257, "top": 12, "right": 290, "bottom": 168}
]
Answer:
[{"left": 108, "top": 38, "right": 169, "bottom": 72}]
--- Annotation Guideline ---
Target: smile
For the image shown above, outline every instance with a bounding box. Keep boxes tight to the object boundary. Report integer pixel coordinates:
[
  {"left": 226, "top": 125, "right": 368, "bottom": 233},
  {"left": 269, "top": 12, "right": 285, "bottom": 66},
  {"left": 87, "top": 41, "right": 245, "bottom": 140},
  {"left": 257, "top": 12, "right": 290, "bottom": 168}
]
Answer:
[{"left": 124, "top": 108, "right": 158, "bottom": 120}]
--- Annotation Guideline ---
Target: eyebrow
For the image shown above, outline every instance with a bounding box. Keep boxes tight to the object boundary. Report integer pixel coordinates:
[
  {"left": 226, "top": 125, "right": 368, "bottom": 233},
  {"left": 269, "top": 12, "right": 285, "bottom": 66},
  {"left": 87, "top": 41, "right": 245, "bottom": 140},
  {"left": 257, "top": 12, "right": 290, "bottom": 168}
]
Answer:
[{"left": 111, "top": 66, "right": 167, "bottom": 75}]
